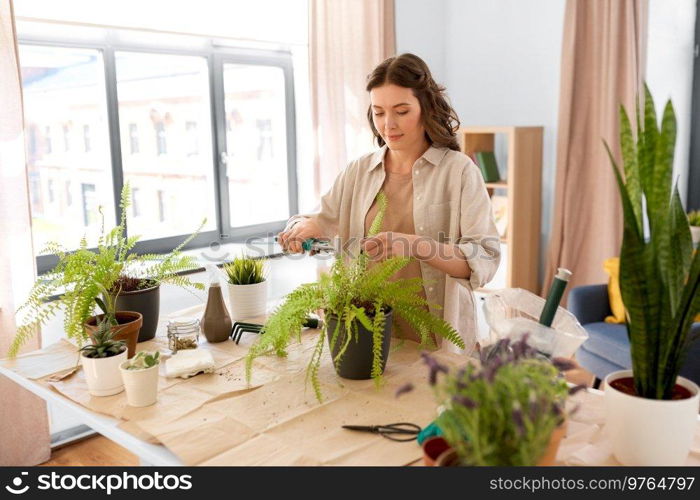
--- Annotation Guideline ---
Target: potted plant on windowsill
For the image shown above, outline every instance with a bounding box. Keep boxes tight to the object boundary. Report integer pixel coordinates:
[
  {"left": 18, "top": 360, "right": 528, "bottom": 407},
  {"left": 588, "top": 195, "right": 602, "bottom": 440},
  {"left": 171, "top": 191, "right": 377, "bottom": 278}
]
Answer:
[
  {"left": 8, "top": 183, "right": 205, "bottom": 358},
  {"left": 603, "top": 84, "right": 700, "bottom": 465},
  {"left": 408, "top": 337, "right": 581, "bottom": 466},
  {"left": 80, "top": 316, "right": 128, "bottom": 397},
  {"left": 688, "top": 210, "right": 700, "bottom": 248},
  {"left": 245, "top": 193, "right": 465, "bottom": 402},
  {"left": 120, "top": 350, "right": 161, "bottom": 407},
  {"left": 224, "top": 256, "right": 268, "bottom": 320}
]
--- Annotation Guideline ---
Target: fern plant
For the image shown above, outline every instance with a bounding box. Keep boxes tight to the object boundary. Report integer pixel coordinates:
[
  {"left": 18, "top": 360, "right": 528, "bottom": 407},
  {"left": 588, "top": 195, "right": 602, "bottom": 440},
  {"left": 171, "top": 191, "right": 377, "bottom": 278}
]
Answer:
[
  {"left": 9, "top": 183, "right": 205, "bottom": 358},
  {"left": 224, "top": 256, "right": 267, "bottom": 285},
  {"left": 605, "top": 84, "right": 700, "bottom": 399},
  {"left": 245, "top": 192, "right": 465, "bottom": 401}
]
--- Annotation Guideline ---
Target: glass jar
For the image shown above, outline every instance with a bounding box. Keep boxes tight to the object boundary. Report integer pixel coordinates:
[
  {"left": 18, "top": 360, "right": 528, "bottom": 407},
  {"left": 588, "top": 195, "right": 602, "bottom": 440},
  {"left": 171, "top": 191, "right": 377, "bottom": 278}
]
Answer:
[{"left": 167, "top": 317, "right": 200, "bottom": 354}]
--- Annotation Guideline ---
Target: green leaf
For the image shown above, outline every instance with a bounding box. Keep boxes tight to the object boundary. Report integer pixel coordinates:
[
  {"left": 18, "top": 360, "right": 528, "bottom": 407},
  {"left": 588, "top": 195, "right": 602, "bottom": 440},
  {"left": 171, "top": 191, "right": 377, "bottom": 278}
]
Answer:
[{"left": 619, "top": 105, "right": 642, "bottom": 228}]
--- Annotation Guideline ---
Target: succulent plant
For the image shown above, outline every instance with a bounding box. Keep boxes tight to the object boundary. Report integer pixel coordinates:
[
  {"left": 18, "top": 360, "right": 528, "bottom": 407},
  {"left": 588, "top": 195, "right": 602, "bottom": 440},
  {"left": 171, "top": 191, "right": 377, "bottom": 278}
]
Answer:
[
  {"left": 224, "top": 256, "right": 267, "bottom": 285},
  {"left": 79, "top": 318, "right": 126, "bottom": 359},
  {"left": 124, "top": 351, "right": 160, "bottom": 370}
]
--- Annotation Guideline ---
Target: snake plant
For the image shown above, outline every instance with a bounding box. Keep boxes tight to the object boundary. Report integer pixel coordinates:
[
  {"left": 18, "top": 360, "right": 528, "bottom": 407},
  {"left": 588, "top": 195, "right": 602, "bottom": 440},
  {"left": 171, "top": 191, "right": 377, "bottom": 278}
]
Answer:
[{"left": 605, "top": 84, "right": 700, "bottom": 399}]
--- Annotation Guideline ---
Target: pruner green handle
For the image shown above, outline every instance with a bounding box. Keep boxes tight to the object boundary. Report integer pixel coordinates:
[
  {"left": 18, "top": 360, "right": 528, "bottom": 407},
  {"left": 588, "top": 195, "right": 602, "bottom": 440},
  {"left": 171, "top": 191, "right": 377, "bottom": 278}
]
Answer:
[{"left": 302, "top": 238, "right": 334, "bottom": 253}]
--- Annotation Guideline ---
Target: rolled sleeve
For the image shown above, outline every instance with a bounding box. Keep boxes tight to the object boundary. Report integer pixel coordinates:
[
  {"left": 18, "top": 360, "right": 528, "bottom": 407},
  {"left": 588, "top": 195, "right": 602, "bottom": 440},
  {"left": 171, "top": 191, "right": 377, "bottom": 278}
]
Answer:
[{"left": 456, "top": 163, "right": 501, "bottom": 290}]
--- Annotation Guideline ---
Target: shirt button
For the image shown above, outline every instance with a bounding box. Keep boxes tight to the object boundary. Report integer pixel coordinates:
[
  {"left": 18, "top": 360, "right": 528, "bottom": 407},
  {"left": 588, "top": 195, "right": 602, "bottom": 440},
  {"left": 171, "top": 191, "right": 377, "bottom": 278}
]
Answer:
[
  {"left": 419, "top": 226, "right": 424, "bottom": 231},
  {"left": 429, "top": 287, "right": 434, "bottom": 292},
  {"left": 416, "top": 195, "right": 422, "bottom": 201},
  {"left": 415, "top": 170, "right": 420, "bottom": 176}
]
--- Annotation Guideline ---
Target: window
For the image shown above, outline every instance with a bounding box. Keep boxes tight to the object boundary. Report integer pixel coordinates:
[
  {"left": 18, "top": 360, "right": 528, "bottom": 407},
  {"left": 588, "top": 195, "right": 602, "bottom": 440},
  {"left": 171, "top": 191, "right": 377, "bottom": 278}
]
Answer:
[
  {"left": 157, "top": 190, "right": 165, "bottom": 222},
  {"left": 18, "top": 30, "right": 298, "bottom": 273},
  {"left": 81, "top": 183, "right": 97, "bottom": 227},
  {"left": 19, "top": 45, "right": 115, "bottom": 255},
  {"left": 132, "top": 187, "right": 141, "bottom": 217},
  {"left": 44, "top": 126, "right": 52, "bottom": 154},
  {"left": 129, "top": 123, "right": 139, "bottom": 154},
  {"left": 185, "top": 121, "right": 198, "bottom": 156},
  {"left": 154, "top": 121, "right": 167, "bottom": 155},
  {"left": 62, "top": 124, "right": 70, "bottom": 151},
  {"left": 83, "top": 124, "right": 91, "bottom": 152}
]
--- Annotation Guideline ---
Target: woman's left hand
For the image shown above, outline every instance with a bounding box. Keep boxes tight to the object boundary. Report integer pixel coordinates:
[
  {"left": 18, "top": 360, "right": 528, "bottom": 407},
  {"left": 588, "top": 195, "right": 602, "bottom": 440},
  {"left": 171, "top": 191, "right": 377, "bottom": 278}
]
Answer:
[{"left": 361, "top": 232, "right": 417, "bottom": 260}]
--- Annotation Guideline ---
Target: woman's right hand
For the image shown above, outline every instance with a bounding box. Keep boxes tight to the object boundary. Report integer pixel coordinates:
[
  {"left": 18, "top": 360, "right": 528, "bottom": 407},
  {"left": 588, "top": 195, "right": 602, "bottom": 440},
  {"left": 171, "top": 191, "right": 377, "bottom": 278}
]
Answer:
[{"left": 277, "top": 218, "right": 323, "bottom": 253}]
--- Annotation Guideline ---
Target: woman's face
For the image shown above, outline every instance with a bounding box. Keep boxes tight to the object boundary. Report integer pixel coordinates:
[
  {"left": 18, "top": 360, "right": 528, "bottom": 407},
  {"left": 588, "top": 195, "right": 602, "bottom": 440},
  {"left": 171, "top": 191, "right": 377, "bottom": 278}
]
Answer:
[{"left": 370, "top": 84, "right": 425, "bottom": 151}]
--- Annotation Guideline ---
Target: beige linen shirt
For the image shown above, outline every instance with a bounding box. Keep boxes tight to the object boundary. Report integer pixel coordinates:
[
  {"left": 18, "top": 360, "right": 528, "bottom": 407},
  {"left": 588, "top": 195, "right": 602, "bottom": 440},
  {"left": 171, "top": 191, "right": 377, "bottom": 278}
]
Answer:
[{"left": 289, "top": 145, "right": 501, "bottom": 354}]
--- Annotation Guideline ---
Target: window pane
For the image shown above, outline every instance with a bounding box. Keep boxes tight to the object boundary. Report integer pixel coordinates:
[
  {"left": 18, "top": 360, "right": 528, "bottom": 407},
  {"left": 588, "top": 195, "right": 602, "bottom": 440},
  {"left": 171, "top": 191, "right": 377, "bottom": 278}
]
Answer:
[
  {"left": 224, "top": 64, "right": 289, "bottom": 227},
  {"left": 19, "top": 45, "right": 116, "bottom": 254},
  {"left": 115, "top": 51, "right": 216, "bottom": 239}
]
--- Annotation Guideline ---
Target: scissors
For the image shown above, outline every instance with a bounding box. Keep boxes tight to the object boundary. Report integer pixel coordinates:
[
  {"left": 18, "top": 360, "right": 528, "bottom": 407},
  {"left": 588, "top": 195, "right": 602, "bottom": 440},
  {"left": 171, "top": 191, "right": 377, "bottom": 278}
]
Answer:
[{"left": 342, "top": 422, "right": 421, "bottom": 442}]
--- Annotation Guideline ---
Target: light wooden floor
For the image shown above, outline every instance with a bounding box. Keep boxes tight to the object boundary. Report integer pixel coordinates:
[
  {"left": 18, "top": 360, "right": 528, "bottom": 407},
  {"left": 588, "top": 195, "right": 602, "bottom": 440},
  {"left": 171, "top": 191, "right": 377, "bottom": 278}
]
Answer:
[{"left": 40, "top": 436, "right": 138, "bottom": 466}]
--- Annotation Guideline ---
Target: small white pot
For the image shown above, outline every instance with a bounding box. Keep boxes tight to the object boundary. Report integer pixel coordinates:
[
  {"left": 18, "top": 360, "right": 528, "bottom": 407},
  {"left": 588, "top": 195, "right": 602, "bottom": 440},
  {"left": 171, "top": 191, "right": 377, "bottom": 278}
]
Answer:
[
  {"left": 604, "top": 370, "right": 700, "bottom": 465},
  {"left": 690, "top": 226, "right": 700, "bottom": 248},
  {"left": 120, "top": 361, "right": 160, "bottom": 407},
  {"left": 227, "top": 280, "right": 268, "bottom": 321},
  {"left": 81, "top": 349, "right": 127, "bottom": 397}
]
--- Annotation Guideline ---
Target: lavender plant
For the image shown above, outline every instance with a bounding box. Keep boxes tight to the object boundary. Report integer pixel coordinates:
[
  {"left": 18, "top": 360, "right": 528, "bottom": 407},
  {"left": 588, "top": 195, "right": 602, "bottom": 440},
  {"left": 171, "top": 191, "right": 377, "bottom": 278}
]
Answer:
[{"left": 417, "top": 337, "right": 583, "bottom": 466}]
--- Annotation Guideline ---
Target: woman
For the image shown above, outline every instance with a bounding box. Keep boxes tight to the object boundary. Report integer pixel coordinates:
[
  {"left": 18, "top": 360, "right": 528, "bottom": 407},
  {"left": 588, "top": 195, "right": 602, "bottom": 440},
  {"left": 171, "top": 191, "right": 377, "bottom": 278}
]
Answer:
[{"left": 278, "top": 53, "right": 500, "bottom": 349}]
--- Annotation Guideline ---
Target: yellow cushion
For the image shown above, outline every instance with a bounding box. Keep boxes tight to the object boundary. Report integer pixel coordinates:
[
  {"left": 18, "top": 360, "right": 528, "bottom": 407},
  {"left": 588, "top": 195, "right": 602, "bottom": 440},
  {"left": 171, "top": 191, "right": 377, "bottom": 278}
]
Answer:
[
  {"left": 603, "top": 257, "right": 626, "bottom": 324},
  {"left": 603, "top": 257, "right": 700, "bottom": 324}
]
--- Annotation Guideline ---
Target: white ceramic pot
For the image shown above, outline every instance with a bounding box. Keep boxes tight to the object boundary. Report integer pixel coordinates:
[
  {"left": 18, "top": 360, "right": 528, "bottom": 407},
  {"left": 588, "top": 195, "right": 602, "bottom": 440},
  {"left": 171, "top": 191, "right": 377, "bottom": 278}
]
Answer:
[
  {"left": 690, "top": 226, "right": 700, "bottom": 248},
  {"left": 120, "top": 362, "right": 159, "bottom": 407},
  {"left": 227, "top": 280, "right": 268, "bottom": 321},
  {"left": 604, "top": 370, "right": 700, "bottom": 465},
  {"left": 81, "top": 349, "right": 128, "bottom": 397}
]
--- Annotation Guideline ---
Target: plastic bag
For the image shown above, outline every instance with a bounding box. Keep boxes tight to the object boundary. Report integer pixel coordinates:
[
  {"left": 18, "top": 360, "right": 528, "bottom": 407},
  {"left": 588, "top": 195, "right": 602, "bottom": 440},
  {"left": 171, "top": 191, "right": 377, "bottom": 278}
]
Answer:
[{"left": 483, "top": 288, "right": 588, "bottom": 358}]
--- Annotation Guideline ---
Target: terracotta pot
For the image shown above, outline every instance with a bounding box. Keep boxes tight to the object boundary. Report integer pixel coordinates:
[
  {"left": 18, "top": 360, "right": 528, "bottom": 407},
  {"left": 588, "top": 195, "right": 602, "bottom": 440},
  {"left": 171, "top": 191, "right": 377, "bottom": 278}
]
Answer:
[
  {"left": 422, "top": 436, "right": 452, "bottom": 466},
  {"left": 85, "top": 311, "right": 143, "bottom": 358},
  {"left": 537, "top": 422, "right": 567, "bottom": 466}
]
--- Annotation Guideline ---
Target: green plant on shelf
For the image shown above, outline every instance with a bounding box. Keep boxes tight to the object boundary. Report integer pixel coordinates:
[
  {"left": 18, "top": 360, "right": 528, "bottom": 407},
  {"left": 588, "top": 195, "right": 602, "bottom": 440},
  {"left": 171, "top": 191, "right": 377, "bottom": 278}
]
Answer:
[
  {"left": 9, "top": 183, "right": 205, "bottom": 358},
  {"left": 224, "top": 256, "right": 267, "bottom": 285},
  {"left": 245, "top": 191, "right": 465, "bottom": 402}
]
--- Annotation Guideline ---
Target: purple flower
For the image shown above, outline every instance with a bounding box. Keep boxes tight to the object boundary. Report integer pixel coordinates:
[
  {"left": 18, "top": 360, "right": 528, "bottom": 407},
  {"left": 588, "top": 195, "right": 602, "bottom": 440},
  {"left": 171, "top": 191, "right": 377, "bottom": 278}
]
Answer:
[
  {"left": 395, "top": 382, "right": 414, "bottom": 398},
  {"left": 421, "top": 352, "right": 448, "bottom": 386},
  {"left": 552, "top": 357, "right": 577, "bottom": 372},
  {"left": 452, "top": 395, "right": 478, "bottom": 409}
]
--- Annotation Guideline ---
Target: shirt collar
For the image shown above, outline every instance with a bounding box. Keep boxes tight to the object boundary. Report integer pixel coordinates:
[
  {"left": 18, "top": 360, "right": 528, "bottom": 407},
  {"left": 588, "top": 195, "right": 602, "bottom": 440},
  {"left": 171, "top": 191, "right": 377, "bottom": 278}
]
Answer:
[{"left": 369, "top": 144, "right": 448, "bottom": 171}]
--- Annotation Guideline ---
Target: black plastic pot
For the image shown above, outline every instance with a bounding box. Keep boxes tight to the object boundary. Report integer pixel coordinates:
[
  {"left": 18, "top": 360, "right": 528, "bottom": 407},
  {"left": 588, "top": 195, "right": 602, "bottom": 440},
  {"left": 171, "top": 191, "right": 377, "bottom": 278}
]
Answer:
[
  {"left": 115, "top": 283, "right": 160, "bottom": 342},
  {"left": 326, "top": 308, "right": 393, "bottom": 380}
]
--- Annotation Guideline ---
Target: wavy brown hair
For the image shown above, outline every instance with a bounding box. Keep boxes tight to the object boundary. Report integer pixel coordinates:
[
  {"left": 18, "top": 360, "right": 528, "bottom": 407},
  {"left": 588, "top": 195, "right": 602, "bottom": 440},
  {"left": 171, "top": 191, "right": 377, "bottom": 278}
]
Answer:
[{"left": 366, "top": 53, "right": 461, "bottom": 151}]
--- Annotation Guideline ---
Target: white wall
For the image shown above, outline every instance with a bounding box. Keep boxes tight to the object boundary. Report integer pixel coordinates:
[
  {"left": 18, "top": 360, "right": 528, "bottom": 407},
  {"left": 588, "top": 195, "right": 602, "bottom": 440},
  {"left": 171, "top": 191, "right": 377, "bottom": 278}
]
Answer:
[
  {"left": 396, "top": 0, "right": 565, "bottom": 287},
  {"left": 646, "top": 0, "right": 696, "bottom": 205}
]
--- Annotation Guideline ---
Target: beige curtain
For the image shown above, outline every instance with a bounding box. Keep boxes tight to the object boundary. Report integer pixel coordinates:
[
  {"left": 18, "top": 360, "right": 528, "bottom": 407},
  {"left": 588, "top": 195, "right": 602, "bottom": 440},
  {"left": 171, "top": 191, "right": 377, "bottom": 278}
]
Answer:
[
  {"left": 0, "top": 0, "right": 51, "bottom": 466},
  {"left": 544, "top": 0, "right": 648, "bottom": 300},
  {"left": 309, "top": 0, "right": 395, "bottom": 202}
]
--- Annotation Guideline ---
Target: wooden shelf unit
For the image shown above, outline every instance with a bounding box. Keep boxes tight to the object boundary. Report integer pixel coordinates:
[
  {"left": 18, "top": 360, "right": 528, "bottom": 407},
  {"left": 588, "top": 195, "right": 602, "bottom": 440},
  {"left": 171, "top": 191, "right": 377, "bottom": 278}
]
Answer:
[{"left": 459, "top": 126, "right": 543, "bottom": 293}]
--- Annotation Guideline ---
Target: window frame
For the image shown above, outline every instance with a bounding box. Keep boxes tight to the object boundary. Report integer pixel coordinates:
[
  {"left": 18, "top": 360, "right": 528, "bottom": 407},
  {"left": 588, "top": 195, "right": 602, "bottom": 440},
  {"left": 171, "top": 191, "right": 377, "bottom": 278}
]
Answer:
[{"left": 19, "top": 33, "right": 298, "bottom": 274}]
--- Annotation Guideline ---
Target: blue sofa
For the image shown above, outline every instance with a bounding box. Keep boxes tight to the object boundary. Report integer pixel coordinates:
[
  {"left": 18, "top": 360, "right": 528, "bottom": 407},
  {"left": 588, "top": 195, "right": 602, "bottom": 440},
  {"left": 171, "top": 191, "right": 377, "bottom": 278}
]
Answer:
[{"left": 568, "top": 284, "right": 700, "bottom": 386}]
